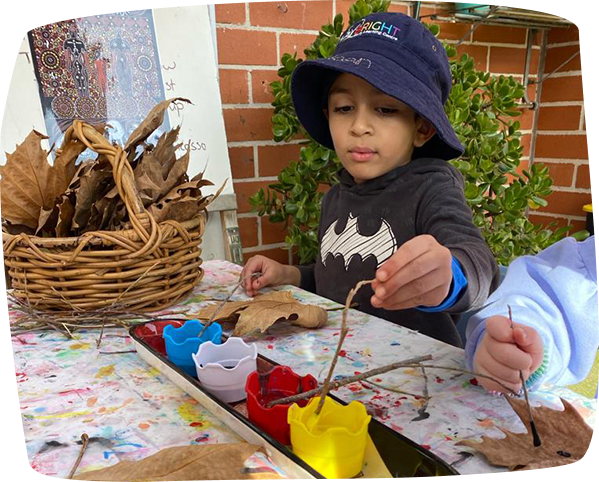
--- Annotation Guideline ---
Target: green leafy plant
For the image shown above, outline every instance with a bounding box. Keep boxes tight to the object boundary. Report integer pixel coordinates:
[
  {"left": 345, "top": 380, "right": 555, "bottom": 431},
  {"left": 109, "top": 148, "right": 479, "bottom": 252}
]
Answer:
[{"left": 250, "top": 0, "right": 580, "bottom": 266}]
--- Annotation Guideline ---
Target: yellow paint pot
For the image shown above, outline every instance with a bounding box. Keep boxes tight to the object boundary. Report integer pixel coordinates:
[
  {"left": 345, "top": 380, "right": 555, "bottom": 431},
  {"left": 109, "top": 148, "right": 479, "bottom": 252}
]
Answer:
[{"left": 288, "top": 396, "right": 371, "bottom": 478}]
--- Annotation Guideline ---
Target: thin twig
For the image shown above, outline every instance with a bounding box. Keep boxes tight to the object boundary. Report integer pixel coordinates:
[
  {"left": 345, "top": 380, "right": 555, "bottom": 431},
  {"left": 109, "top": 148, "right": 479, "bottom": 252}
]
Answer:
[
  {"left": 325, "top": 303, "right": 359, "bottom": 312},
  {"left": 96, "top": 319, "right": 106, "bottom": 348},
  {"left": 197, "top": 271, "right": 262, "bottom": 338},
  {"left": 267, "top": 354, "right": 433, "bottom": 407},
  {"left": 98, "top": 350, "right": 137, "bottom": 355},
  {"left": 361, "top": 379, "right": 424, "bottom": 399},
  {"left": 314, "top": 279, "right": 374, "bottom": 415},
  {"left": 68, "top": 433, "right": 89, "bottom": 479}
]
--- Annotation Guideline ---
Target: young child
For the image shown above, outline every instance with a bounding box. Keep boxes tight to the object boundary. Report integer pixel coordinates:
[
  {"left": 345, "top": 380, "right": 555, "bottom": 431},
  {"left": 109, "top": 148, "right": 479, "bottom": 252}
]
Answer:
[
  {"left": 241, "top": 12, "right": 498, "bottom": 347},
  {"left": 465, "top": 236, "right": 598, "bottom": 394}
]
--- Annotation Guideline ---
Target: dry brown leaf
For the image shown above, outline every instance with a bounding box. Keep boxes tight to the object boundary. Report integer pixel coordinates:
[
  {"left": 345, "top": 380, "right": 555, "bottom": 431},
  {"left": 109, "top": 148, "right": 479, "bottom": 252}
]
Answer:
[
  {"left": 458, "top": 397, "right": 593, "bottom": 470},
  {"left": 124, "top": 97, "right": 192, "bottom": 153},
  {"left": 194, "top": 291, "right": 328, "bottom": 336},
  {"left": 72, "top": 158, "right": 115, "bottom": 231},
  {"left": 56, "top": 195, "right": 75, "bottom": 237},
  {"left": 153, "top": 124, "right": 183, "bottom": 177},
  {"left": 72, "top": 443, "right": 280, "bottom": 481},
  {"left": 0, "top": 131, "right": 74, "bottom": 229}
]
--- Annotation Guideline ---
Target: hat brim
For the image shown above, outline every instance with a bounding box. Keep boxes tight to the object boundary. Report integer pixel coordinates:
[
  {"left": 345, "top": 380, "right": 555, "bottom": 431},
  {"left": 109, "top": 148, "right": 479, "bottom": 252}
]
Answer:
[{"left": 291, "top": 50, "right": 464, "bottom": 161}]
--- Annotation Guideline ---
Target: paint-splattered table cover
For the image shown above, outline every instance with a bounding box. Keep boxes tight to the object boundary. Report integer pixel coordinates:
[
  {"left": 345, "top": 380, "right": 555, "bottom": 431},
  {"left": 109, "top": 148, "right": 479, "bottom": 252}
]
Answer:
[{"left": 11, "top": 260, "right": 596, "bottom": 477}]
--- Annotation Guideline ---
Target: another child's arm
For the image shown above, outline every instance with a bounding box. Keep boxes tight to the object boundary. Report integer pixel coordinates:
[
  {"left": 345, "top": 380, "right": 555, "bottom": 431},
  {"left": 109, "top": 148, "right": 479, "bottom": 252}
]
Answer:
[
  {"left": 240, "top": 255, "right": 301, "bottom": 297},
  {"left": 466, "top": 236, "right": 598, "bottom": 391}
]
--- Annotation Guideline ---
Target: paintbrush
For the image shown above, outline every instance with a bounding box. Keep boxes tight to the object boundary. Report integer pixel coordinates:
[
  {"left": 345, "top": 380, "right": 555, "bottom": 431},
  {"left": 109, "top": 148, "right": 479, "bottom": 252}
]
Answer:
[{"left": 508, "top": 305, "right": 542, "bottom": 447}]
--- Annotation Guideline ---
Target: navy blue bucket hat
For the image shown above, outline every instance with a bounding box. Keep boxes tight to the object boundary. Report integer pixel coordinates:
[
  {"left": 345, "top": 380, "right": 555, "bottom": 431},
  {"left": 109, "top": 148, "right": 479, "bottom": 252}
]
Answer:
[{"left": 291, "top": 12, "right": 464, "bottom": 161}]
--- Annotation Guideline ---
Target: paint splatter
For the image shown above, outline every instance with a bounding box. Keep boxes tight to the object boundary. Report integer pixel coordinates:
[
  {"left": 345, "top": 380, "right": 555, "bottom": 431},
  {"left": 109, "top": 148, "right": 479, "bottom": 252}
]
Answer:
[
  {"left": 87, "top": 397, "right": 97, "bottom": 407},
  {"left": 390, "top": 341, "right": 400, "bottom": 346},
  {"left": 138, "top": 422, "right": 150, "bottom": 430},
  {"left": 96, "top": 365, "right": 115, "bottom": 378},
  {"left": 178, "top": 402, "right": 210, "bottom": 431}
]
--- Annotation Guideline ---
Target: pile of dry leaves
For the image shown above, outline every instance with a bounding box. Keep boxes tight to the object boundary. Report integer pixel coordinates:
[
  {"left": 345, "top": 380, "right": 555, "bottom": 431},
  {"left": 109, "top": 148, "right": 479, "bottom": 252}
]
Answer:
[{"left": 0, "top": 97, "right": 218, "bottom": 237}]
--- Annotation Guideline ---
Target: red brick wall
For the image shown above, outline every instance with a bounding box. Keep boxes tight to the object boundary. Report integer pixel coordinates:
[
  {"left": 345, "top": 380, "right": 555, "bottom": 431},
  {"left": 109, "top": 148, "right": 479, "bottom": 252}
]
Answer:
[
  {"left": 529, "top": 24, "right": 589, "bottom": 232},
  {"left": 215, "top": 1, "right": 590, "bottom": 263}
]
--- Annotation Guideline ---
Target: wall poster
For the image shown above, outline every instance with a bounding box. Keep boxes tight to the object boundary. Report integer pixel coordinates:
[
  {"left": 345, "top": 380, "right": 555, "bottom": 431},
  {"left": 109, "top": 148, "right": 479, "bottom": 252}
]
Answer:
[{"left": 27, "top": 9, "right": 169, "bottom": 156}]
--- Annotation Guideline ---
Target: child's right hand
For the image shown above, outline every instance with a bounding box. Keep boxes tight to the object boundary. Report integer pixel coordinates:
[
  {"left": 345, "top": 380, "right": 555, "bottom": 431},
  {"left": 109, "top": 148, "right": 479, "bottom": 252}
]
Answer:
[
  {"left": 240, "top": 255, "right": 301, "bottom": 297},
  {"left": 473, "top": 315, "right": 544, "bottom": 394}
]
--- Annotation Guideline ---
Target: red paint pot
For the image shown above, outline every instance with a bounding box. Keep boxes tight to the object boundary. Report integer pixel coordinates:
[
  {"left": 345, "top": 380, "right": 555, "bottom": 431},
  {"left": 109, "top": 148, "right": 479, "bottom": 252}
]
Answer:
[
  {"left": 246, "top": 365, "right": 318, "bottom": 446},
  {"left": 134, "top": 321, "right": 184, "bottom": 356}
]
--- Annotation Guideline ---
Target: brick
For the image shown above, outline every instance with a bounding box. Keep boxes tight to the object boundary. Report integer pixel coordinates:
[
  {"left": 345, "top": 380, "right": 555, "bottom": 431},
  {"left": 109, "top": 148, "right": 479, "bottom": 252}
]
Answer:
[
  {"left": 388, "top": 3, "right": 410, "bottom": 14},
  {"left": 249, "top": 1, "right": 333, "bottom": 30},
  {"left": 228, "top": 146, "right": 255, "bottom": 179},
  {"left": 535, "top": 134, "right": 588, "bottom": 159},
  {"left": 489, "top": 46, "right": 539, "bottom": 75},
  {"left": 528, "top": 213, "right": 570, "bottom": 229},
  {"left": 437, "top": 21, "right": 472, "bottom": 42},
  {"left": 243, "top": 247, "right": 290, "bottom": 265},
  {"left": 233, "top": 180, "right": 273, "bottom": 214},
  {"left": 258, "top": 143, "right": 302, "bottom": 177},
  {"left": 280, "top": 33, "right": 317, "bottom": 58},
  {"left": 536, "top": 190, "right": 592, "bottom": 216},
  {"left": 455, "top": 44, "right": 488, "bottom": 71},
  {"left": 542, "top": 161, "right": 575, "bottom": 187},
  {"left": 239, "top": 217, "right": 259, "bottom": 248},
  {"left": 218, "top": 69, "right": 249, "bottom": 104},
  {"left": 521, "top": 133, "right": 531, "bottom": 158},
  {"left": 540, "top": 75, "right": 584, "bottom": 103},
  {"left": 223, "top": 108, "right": 274, "bottom": 142},
  {"left": 215, "top": 2, "right": 246, "bottom": 24},
  {"left": 537, "top": 105, "right": 582, "bottom": 131},
  {"left": 568, "top": 218, "right": 588, "bottom": 233},
  {"left": 261, "top": 216, "right": 288, "bottom": 245},
  {"left": 217, "top": 28, "right": 277, "bottom": 66},
  {"left": 576, "top": 163, "right": 591, "bottom": 189},
  {"left": 544, "top": 45, "right": 581, "bottom": 73},
  {"left": 252, "top": 69, "right": 280, "bottom": 104},
  {"left": 473, "top": 25, "right": 527, "bottom": 44},
  {"left": 548, "top": 25, "right": 579, "bottom": 44},
  {"left": 335, "top": 0, "right": 408, "bottom": 27}
]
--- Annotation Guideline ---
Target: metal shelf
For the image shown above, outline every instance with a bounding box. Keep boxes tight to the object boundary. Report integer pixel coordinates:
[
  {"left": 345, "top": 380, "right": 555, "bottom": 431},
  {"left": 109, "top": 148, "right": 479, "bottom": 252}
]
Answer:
[{"left": 417, "top": 3, "right": 573, "bottom": 29}]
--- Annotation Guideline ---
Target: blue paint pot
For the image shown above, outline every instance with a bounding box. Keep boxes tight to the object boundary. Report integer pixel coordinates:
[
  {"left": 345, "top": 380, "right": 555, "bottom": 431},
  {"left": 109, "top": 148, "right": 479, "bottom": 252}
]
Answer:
[{"left": 163, "top": 320, "right": 222, "bottom": 377}]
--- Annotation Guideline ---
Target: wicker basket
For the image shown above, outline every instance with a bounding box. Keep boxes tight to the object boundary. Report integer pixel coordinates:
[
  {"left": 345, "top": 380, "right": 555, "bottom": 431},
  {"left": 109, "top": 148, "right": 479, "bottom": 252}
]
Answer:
[{"left": 2, "top": 120, "right": 208, "bottom": 312}]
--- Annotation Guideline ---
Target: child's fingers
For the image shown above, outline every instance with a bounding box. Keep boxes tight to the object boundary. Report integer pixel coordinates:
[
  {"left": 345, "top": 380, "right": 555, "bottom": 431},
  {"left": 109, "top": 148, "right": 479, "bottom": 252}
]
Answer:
[
  {"left": 485, "top": 316, "right": 516, "bottom": 343},
  {"left": 513, "top": 325, "right": 542, "bottom": 353},
  {"left": 372, "top": 280, "right": 447, "bottom": 310},
  {"left": 376, "top": 235, "right": 436, "bottom": 282},
  {"left": 374, "top": 250, "right": 446, "bottom": 301},
  {"left": 485, "top": 336, "right": 533, "bottom": 371}
]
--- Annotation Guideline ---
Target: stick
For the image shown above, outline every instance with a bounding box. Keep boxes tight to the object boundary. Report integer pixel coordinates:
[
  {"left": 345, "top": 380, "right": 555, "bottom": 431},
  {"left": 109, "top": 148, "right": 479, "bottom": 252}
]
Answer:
[
  {"left": 197, "top": 271, "right": 262, "bottom": 338},
  {"left": 314, "top": 279, "right": 374, "bottom": 415},
  {"left": 68, "top": 433, "right": 89, "bottom": 479},
  {"left": 267, "top": 354, "right": 433, "bottom": 407},
  {"left": 266, "top": 360, "right": 520, "bottom": 408},
  {"left": 508, "top": 305, "right": 542, "bottom": 447}
]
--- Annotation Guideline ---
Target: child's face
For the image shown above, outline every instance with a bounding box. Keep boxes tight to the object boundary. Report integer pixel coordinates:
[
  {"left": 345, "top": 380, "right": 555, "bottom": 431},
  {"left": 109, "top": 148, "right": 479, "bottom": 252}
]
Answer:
[{"left": 326, "top": 73, "right": 435, "bottom": 183}]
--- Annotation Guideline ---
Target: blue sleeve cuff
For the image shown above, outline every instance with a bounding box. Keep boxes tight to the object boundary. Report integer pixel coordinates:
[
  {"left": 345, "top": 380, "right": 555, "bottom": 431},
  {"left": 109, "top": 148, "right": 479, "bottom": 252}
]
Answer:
[{"left": 417, "top": 256, "right": 468, "bottom": 313}]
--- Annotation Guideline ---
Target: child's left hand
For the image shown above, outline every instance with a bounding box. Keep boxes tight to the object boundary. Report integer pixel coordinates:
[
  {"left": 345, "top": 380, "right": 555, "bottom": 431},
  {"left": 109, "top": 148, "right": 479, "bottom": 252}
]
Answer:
[{"left": 371, "top": 234, "right": 452, "bottom": 310}]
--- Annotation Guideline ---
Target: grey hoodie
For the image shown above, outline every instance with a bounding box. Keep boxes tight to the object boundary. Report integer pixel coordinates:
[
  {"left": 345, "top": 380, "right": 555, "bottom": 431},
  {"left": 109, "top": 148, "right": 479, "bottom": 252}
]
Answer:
[{"left": 298, "top": 158, "right": 499, "bottom": 347}]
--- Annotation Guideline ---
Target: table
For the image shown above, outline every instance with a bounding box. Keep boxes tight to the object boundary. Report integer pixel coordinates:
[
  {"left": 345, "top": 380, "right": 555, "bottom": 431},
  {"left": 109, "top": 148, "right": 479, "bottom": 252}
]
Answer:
[{"left": 11, "top": 260, "right": 596, "bottom": 477}]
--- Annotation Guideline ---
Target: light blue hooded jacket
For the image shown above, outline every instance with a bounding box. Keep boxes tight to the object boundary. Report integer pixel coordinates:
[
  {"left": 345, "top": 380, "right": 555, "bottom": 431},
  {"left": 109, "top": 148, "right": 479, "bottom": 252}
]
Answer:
[{"left": 465, "top": 236, "right": 598, "bottom": 391}]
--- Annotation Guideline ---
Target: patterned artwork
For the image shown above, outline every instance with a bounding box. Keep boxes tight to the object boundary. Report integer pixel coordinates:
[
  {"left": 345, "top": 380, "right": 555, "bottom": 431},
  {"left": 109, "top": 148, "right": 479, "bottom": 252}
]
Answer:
[{"left": 28, "top": 10, "right": 168, "bottom": 153}]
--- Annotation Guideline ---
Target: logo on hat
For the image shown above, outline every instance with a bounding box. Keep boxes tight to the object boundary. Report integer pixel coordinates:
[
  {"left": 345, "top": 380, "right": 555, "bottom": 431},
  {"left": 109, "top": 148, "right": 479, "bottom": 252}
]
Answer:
[{"left": 340, "top": 19, "right": 401, "bottom": 43}]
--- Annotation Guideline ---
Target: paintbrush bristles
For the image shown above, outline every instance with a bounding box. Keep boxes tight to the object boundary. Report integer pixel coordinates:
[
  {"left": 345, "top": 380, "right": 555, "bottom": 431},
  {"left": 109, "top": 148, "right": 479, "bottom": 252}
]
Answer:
[{"left": 507, "top": 304, "right": 542, "bottom": 447}]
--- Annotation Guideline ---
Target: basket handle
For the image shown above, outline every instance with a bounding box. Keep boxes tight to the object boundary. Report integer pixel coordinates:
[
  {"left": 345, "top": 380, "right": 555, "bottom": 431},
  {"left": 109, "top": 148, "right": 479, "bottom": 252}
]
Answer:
[{"left": 66, "top": 120, "right": 160, "bottom": 257}]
